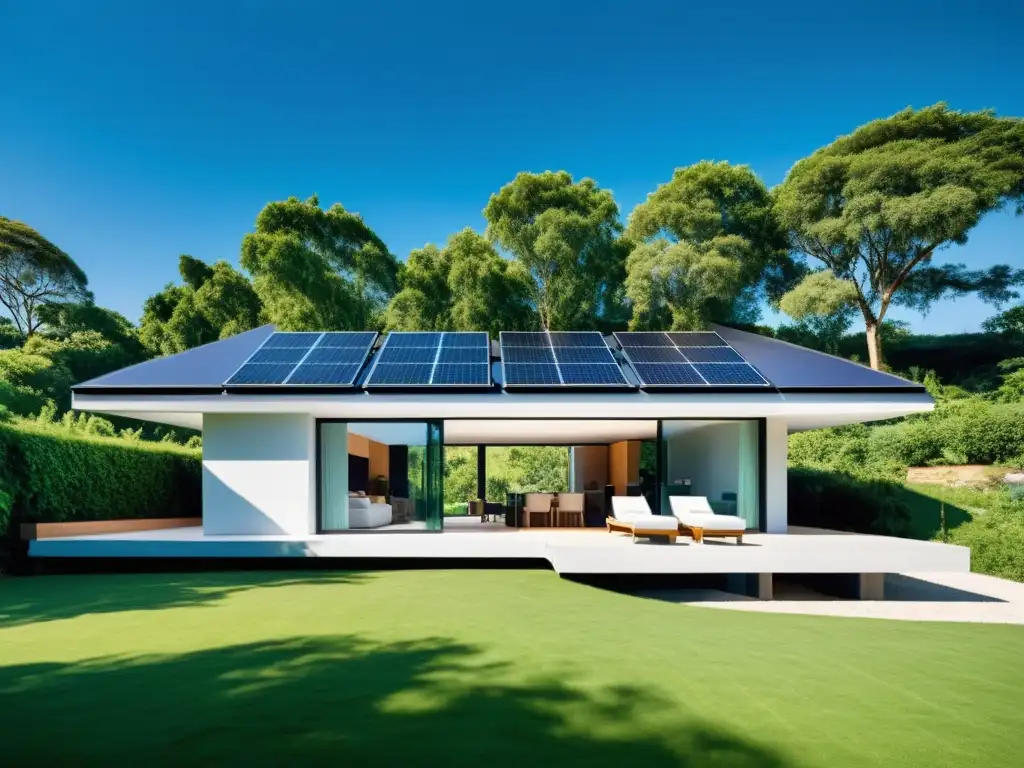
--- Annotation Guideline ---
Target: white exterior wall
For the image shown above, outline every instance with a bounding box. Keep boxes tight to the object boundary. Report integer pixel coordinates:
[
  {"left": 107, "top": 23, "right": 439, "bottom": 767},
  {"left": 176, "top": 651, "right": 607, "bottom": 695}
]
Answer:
[
  {"left": 202, "top": 413, "right": 316, "bottom": 535},
  {"left": 764, "top": 417, "right": 788, "bottom": 533}
]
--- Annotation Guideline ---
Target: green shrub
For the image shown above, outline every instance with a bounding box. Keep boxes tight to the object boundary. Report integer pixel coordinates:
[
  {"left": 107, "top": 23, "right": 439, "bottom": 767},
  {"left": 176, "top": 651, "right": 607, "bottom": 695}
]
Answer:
[
  {"left": 943, "top": 494, "right": 1024, "bottom": 582},
  {"left": 0, "top": 419, "right": 201, "bottom": 572}
]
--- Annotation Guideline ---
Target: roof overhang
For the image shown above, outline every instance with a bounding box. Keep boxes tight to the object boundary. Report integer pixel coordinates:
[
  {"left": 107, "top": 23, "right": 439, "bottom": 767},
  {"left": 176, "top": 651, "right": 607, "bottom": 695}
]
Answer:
[{"left": 72, "top": 389, "right": 935, "bottom": 433}]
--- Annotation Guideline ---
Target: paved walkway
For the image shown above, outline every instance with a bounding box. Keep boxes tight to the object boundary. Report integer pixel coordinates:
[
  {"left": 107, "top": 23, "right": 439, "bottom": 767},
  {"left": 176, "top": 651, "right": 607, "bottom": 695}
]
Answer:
[{"left": 644, "top": 572, "right": 1024, "bottom": 624}]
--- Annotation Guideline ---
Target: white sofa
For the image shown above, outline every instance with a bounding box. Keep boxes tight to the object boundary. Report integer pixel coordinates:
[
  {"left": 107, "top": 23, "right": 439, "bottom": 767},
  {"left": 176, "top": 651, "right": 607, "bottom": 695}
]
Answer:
[
  {"left": 608, "top": 496, "right": 679, "bottom": 542},
  {"left": 348, "top": 496, "right": 393, "bottom": 529},
  {"left": 669, "top": 496, "right": 745, "bottom": 544}
]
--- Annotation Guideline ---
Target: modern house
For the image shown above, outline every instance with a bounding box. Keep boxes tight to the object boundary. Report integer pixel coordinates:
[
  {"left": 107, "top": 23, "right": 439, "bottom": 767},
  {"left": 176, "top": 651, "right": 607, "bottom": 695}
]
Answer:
[{"left": 28, "top": 325, "right": 970, "bottom": 598}]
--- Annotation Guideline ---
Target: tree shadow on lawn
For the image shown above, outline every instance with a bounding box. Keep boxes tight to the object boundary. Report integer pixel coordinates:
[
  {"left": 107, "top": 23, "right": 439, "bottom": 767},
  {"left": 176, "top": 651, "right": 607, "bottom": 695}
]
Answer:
[
  {"left": 0, "top": 571, "right": 369, "bottom": 629},
  {"left": 0, "top": 634, "right": 790, "bottom": 768}
]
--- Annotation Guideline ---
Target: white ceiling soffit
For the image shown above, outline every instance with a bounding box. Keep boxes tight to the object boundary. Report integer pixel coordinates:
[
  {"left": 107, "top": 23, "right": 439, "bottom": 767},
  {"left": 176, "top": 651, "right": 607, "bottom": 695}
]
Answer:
[{"left": 443, "top": 419, "right": 658, "bottom": 445}]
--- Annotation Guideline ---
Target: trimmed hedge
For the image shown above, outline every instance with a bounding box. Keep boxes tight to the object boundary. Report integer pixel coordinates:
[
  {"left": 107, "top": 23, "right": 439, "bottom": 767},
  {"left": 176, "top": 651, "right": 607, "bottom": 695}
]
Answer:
[{"left": 0, "top": 420, "right": 201, "bottom": 573}]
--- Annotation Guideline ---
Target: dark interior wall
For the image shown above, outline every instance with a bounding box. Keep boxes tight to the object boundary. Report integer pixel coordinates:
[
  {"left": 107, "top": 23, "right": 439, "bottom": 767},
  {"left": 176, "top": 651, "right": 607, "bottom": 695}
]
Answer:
[
  {"left": 389, "top": 445, "right": 409, "bottom": 498},
  {"left": 348, "top": 455, "right": 369, "bottom": 493}
]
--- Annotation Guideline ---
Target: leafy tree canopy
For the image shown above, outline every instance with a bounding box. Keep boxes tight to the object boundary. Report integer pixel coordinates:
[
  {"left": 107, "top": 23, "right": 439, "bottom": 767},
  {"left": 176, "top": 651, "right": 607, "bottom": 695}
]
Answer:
[
  {"left": 241, "top": 195, "right": 399, "bottom": 331},
  {"left": 775, "top": 104, "right": 1024, "bottom": 368},
  {"left": 23, "top": 331, "right": 141, "bottom": 400},
  {"left": 36, "top": 301, "right": 145, "bottom": 360},
  {"left": 0, "top": 216, "right": 91, "bottom": 335},
  {"left": 624, "top": 161, "right": 791, "bottom": 330},
  {"left": 0, "top": 347, "right": 72, "bottom": 416},
  {"left": 484, "top": 172, "right": 625, "bottom": 330},
  {"left": 141, "top": 256, "right": 261, "bottom": 355},
  {"left": 983, "top": 304, "right": 1024, "bottom": 340},
  {"left": 0, "top": 317, "right": 25, "bottom": 350},
  {"left": 386, "top": 230, "right": 537, "bottom": 336}
]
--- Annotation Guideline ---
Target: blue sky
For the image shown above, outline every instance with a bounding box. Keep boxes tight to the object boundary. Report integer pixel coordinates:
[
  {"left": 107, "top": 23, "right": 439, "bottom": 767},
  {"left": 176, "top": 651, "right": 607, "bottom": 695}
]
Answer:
[{"left": 2, "top": 0, "right": 1022, "bottom": 334}]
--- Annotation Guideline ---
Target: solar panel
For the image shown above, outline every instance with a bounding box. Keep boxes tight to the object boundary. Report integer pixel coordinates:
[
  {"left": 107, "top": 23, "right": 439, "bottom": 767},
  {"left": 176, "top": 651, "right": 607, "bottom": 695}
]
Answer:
[
  {"left": 431, "top": 364, "right": 490, "bottom": 385},
  {"left": 225, "top": 363, "right": 297, "bottom": 385},
  {"left": 368, "top": 363, "right": 435, "bottom": 385},
  {"left": 224, "top": 331, "right": 377, "bottom": 388},
  {"left": 386, "top": 332, "right": 443, "bottom": 348},
  {"left": 669, "top": 331, "right": 728, "bottom": 347},
  {"left": 362, "top": 331, "right": 492, "bottom": 388},
  {"left": 613, "top": 332, "right": 674, "bottom": 347},
  {"left": 442, "top": 332, "right": 489, "bottom": 347},
  {"left": 613, "top": 330, "right": 771, "bottom": 389},
  {"left": 376, "top": 346, "right": 439, "bottom": 364},
  {"left": 248, "top": 347, "right": 309, "bottom": 364},
  {"left": 558, "top": 364, "right": 628, "bottom": 385},
  {"left": 500, "top": 332, "right": 550, "bottom": 347},
  {"left": 287, "top": 363, "right": 361, "bottom": 385},
  {"left": 503, "top": 346, "right": 556, "bottom": 364},
  {"left": 318, "top": 331, "right": 378, "bottom": 348},
  {"left": 438, "top": 346, "right": 488, "bottom": 364},
  {"left": 693, "top": 363, "right": 770, "bottom": 385},
  {"left": 262, "top": 332, "right": 323, "bottom": 348},
  {"left": 623, "top": 346, "right": 687, "bottom": 363},
  {"left": 630, "top": 362, "right": 705, "bottom": 386},
  {"left": 499, "top": 330, "right": 631, "bottom": 389},
  {"left": 552, "top": 346, "right": 616, "bottom": 364},
  {"left": 503, "top": 363, "right": 561, "bottom": 385}
]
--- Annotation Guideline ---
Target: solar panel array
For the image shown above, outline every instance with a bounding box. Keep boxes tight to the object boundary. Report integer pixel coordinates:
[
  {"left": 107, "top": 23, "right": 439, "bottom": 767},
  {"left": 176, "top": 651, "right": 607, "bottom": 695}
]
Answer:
[
  {"left": 363, "top": 332, "right": 491, "bottom": 388},
  {"left": 499, "top": 331, "right": 632, "bottom": 389},
  {"left": 614, "top": 331, "right": 771, "bottom": 388},
  {"left": 224, "top": 332, "right": 378, "bottom": 387}
]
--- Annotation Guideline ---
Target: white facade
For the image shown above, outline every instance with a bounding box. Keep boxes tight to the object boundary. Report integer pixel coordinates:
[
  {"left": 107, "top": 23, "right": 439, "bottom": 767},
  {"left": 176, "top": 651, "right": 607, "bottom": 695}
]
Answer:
[{"left": 202, "top": 413, "right": 316, "bottom": 535}]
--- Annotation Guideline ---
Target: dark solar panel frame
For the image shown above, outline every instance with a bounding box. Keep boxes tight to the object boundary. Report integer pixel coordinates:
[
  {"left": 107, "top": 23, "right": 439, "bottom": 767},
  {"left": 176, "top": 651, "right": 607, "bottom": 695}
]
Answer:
[
  {"left": 363, "top": 331, "right": 493, "bottom": 388},
  {"left": 613, "top": 331, "right": 771, "bottom": 389},
  {"left": 224, "top": 331, "right": 377, "bottom": 388},
  {"left": 499, "top": 331, "right": 632, "bottom": 389}
]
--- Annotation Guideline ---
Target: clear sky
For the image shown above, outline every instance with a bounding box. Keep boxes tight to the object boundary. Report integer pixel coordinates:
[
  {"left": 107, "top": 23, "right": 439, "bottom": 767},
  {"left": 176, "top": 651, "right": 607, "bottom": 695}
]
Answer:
[{"left": 2, "top": 0, "right": 1022, "bottom": 333}]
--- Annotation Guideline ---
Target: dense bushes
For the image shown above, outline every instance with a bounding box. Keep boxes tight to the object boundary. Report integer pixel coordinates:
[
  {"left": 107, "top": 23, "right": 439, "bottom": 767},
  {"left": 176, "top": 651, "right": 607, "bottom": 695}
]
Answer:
[
  {"left": 942, "top": 493, "right": 1024, "bottom": 582},
  {"left": 0, "top": 419, "right": 201, "bottom": 572},
  {"left": 789, "top": 400, "right": 1024, "bottom": 475}
]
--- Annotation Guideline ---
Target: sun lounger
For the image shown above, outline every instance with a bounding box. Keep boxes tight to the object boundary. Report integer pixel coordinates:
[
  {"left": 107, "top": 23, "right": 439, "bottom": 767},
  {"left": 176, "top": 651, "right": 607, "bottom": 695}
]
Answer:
[
  {"left": 608, "top": 496, "right": 679, "bottom": 543},
  {"left": 669, "top": 496, "right": 746, "bottom": 544}
]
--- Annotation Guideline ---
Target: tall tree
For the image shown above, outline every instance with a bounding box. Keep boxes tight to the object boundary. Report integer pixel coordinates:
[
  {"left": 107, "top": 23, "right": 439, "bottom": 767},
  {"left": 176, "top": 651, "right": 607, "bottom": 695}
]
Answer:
[
  {"left": 483, "top": 172, "right": 624, "bottom": 330},
  {"left": 241, "top": 195, "right": 399, "bottom": 331},
  {"left": 385, "top": 229, "right": 536, "bottom": 335},
  {"left": 983, "top": 304, "right": 1024, "bottom": 341},
  {"left": 775, "top": 104, "right": 1024, "bottom": 369},
  {"left": 0, "top": 217, "right": 91, "bottom": 335},
  {"left": 140, "top": 255, "right": 261, "bottom": 355},
  {"left": 623, "top": 161, "right": 791, "bottom": 330}
]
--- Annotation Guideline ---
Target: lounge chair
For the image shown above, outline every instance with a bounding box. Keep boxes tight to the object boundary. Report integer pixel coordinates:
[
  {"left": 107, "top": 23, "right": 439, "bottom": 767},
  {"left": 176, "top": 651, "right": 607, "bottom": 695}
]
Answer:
[
  {"left": 608, "top": 496, "right": 679, "bottom": 543},
  {"left": 669, "top": 496, "right": 746, "bottom": 544}
]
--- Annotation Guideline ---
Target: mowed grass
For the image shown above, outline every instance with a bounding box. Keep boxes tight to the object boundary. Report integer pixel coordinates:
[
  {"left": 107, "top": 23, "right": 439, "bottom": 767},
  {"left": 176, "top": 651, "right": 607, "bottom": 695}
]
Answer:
[{"left": 2, "top": 571, "right": 1023, "bottom": 767}]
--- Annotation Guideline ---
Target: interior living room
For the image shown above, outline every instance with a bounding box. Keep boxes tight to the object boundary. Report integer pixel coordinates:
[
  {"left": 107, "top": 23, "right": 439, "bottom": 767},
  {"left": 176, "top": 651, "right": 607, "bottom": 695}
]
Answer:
[{"left": 318, "top": 418, "right": 762, "bottom": 535}]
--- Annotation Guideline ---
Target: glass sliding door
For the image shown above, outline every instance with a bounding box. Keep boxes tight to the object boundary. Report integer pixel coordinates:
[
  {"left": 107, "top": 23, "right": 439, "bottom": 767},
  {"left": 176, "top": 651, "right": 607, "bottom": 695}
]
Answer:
[
  {"left": 318, "top": 420, "right": 444, "bottom": 532},
  {"left": 658, "top": 419, "right": 761, "bottom": 530}
]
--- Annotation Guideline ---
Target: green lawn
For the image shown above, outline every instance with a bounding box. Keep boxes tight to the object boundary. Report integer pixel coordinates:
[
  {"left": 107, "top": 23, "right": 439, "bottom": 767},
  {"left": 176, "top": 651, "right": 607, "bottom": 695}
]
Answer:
[{"left": 2, "top": 571, "right": 1022, "bottom": 767}]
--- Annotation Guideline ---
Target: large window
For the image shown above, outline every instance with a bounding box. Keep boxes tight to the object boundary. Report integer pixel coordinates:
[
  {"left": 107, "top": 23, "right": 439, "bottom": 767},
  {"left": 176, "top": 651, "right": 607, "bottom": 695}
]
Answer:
[
  {"left": 659, "top": 420, "right": 761, "bottom": 529},
  {"left": 319, "top": 420, "right": 444, "bottom": 532}
]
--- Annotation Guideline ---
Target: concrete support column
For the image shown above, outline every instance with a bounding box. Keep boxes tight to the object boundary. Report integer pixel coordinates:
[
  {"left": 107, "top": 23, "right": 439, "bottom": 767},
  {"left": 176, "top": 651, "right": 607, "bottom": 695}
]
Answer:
[
  {"left": 859, "top": 573, "right": 885, "bottom": 600},
  {"left": 726, "top": 573, "right": 773, "bottom": 600},
  {"left": 764, "top": 418, "right": 788, "bottom": 533}
]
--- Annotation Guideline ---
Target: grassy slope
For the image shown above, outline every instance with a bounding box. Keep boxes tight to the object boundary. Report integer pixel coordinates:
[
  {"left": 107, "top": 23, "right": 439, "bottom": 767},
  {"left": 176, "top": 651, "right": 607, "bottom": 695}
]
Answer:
[{"left": 2, "top": 571, "right": 1023, "bottom": 767}]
